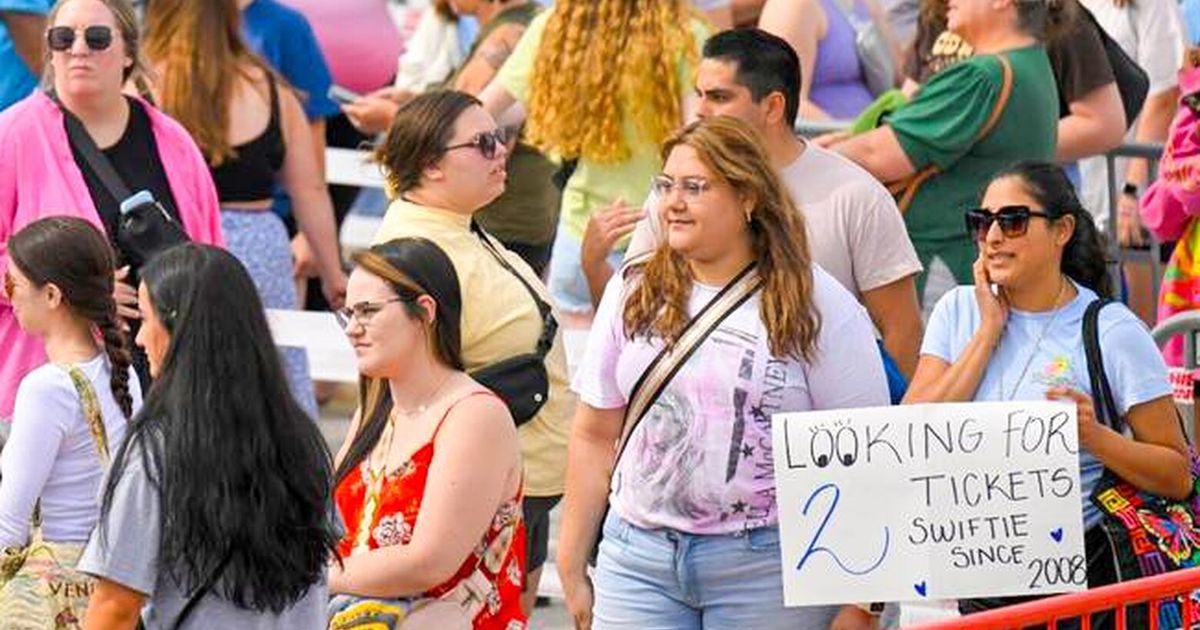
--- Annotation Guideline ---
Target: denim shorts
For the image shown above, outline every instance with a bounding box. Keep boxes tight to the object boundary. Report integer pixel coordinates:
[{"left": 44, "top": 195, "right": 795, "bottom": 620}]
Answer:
[
  {"left": 592, "top": 512, "right": 843, "bottom": 630},
  {"left": 546, "top": 229, "right": 625, "bottom": 314}
]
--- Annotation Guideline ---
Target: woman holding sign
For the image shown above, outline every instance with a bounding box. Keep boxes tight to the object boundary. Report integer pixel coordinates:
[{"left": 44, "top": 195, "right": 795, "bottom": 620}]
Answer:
[
  {"left": 561, "top": 116, "right": 891, "bottom": 630},
  {"left": 906, "top": 160, "right": 1192, "bottom": 618}
]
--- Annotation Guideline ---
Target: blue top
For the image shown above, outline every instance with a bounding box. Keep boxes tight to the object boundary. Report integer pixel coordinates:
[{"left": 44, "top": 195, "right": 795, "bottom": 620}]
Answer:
[
  {"left": 0, "top": 0, "right": 53, "bottom": 112},
  {"left": 922, "top": 282, "right": 1173, "bottom": 529},
  {"left": 1183, "top": 0, "right": 1200, "bottom": 46},
  {"left": 242, "top": 0, "right": 339, "bottom": 121}
]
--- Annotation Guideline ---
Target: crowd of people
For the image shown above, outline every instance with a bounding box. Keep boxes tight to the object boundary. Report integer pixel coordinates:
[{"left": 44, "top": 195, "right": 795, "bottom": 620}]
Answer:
[{"left": 0, "top": 0, "right": 1196, "bottom": 629}]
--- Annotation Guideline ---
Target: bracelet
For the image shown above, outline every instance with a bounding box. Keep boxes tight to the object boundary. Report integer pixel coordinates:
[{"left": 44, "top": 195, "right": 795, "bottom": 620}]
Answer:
[
  {"left": 853, "top": 602, "right": 886, "bottom": 615},
  {"left": 1122, "top": 182, "right": 1140, "bottom": 199}
]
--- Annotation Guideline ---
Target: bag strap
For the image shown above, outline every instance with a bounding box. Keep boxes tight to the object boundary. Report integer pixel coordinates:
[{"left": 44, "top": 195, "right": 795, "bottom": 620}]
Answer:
[
  {"left": 171, "top": 547, "right": 234, "bottom": 630},
  {"left": 613, "top": 263, "right": 763, "bottom": 468},
  {"left": 470, "top": 222, "right": 558, "bottom": 356},
  {"left": 55, "top": 363, "right": 110, "bottom": 467},
  {"left": 892, "top": 54, "right": 1013, "bottom": 213},
  {"left": 1083, "top": 299, "right": 1123, "bottom": 433},
  {"left": 50, "top": 93, "right": 132, "bottom": 203}
]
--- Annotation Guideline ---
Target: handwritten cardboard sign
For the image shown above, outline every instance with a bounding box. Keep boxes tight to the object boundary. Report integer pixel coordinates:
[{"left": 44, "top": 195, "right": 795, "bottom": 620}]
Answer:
[{"left": 771, "top": 402, "right": 1084, "bottom": 606}]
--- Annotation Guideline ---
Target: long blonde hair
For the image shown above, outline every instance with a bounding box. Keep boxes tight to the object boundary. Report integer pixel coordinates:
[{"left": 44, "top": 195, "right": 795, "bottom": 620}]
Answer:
[
  {"left": 525, "top": 0, "right": 698, "bottom": 164},
  {"left": 623, "top": 117, "right": 821, "bottom": 361},
  {"left": 143, "top": 0, "right": 278, "bottom": 167}
]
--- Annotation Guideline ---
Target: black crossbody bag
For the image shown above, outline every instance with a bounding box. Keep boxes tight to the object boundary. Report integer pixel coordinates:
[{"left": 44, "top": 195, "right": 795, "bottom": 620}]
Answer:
[
  {"left": 468, "top": 222, "right": 557, "bottom": 426},
  {"left": 54, "top": 95, "right": 189, "bottom": 269}
]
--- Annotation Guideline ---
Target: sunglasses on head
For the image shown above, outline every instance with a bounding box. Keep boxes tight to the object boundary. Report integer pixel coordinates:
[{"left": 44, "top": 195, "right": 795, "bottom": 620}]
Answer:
[
  {"left": 964, "top": 205, "right": 1054, "bottom": 240},
  {"left": 444, "top": 128, "right": 508, "bottom": 160},
  {"left": 47, "top": 25, "right": 114, "bottom": 53}
]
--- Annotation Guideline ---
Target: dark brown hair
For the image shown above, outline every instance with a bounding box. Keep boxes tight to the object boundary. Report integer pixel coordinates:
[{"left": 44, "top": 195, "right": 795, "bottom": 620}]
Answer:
[
  {"left": 8, "top": 217, "right": 133, "bottom": 418},
  {"left": 374, "top": 90, "right": 482, "bottom": 194}
]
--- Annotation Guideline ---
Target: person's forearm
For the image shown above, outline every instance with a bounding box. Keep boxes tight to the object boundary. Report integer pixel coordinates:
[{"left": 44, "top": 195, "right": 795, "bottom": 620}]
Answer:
[
  {"left": 583, "top": 260, "right": 614, "bottom": 309},
  {"left": 557, "top": 425, "right": 619, "bottom": 581},
  {"left": 332, "top": 544, "right": 457, "bottom": 598},
  {"left": 311, "top": 119, "right": 327, "bottom": 179},
  {"left": 904, "top": 330, "right": 997, "bottom": 403},
  {"left": 1085, "top": 424, "right": 1191, "bottom": 500},
  {"left": 83, "top": 592, "right": 142, "bottom": 630},
  {"left": 1, "top": 12, "right": 46, "bottom": 75},
  {"left": 1124, "top": 88, "right": 1180, "bottom": 188},
  {"left": 881, "top": 320, "right": 921, "bottom": 380}
]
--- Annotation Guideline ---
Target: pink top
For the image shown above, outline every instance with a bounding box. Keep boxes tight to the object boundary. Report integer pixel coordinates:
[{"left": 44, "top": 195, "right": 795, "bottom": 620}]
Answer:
[
  {"left": 0, "top": 91, "right": 224, "bottom": 419},
  {"left": 278, "top": 0, "right": 403, "bottom": 93},
  {"left": 1139, "top": 66, "right": 1200, "bottom": 243}
]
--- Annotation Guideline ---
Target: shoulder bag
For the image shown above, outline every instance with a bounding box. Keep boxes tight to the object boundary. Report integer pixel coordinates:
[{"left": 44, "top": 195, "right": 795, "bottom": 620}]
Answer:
[
  {"left": 467, "top": 222, "right": 557, "bottom": 426},
  {"left": 887, "top": 53, "right": 1013, "bottom": 213},
  {"left": 831, "top": 0, "right": 895, "bottom": 96}
]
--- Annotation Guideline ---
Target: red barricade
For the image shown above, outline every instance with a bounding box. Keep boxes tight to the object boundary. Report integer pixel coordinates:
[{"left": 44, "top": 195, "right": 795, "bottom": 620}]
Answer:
[{"left": 911, "top": 567, "right": 1200, "bottom": 629}]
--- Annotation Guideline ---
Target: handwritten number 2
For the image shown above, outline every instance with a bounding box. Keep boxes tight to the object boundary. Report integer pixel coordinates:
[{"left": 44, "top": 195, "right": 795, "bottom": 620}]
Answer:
[{"left": 796, "top": 483, "right": 889, "bottom": 576}]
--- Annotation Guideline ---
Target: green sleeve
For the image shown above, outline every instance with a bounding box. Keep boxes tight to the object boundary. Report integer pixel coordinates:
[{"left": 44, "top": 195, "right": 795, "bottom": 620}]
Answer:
[
  {"left": 497, "top": 9, "right": 551, "bottom": 105},
  {"left": 888, "top": 56, "right": 1005, "bottom": 171}
]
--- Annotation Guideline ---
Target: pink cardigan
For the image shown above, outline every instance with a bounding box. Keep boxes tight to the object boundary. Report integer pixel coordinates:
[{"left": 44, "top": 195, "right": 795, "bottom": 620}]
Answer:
[
  {"left": 0, "top": 91, "right": 224, "bottom": 419},
  {"left": 1139, "top": 66, "right": 1200, "bottom": 243}
]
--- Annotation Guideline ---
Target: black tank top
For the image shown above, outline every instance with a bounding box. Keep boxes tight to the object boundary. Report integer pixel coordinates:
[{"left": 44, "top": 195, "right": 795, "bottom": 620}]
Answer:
[{"left": 210, "top": 75, "right": 286, "bottom": 203}]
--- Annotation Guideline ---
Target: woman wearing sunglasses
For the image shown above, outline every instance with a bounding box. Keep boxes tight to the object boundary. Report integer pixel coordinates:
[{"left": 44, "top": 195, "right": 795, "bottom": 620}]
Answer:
[
  {"left": 142, "top": 0, "right": 347, "bottom": 416},
  {"left": 327, "top": 237, "right": 526, "bottom": 628},
  {"left": 0, "top": 0, "right": 222, "bottom": 426},
  {"left": 906, "top": 160, "right": 1191, "bottom": 618},
  {"left": 372, "top": 89, "right": 570, "bottom": 615}
]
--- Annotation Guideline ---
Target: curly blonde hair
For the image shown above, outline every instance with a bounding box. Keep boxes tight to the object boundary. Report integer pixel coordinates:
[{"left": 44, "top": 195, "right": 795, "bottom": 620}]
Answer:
[
  {"left": 624, "top": 117, "right": 821, "bottom": 361},
  {"left": 525, "top": 0, "right": 698, "bottom": 164}
]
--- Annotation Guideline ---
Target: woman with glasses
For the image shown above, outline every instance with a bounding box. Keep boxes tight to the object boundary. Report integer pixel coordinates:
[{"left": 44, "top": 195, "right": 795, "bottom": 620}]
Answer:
[
  {"left": 327, "top": 237, "right": 526, "bottom": 629},
  {"left": 906, "top": 160, "right": 1191, "bottom": 619},
  {"left": 80, "top": 243, "right": 339, "bottom": 629},
  {"left": 561, "top": 116, "right": 889, "bottom": 630},
  {"left": 0, "top": 0, "right": 222, "bottom": 425},
  {"left": 372, "top": 89, "right": 570, "bottom": 615},
  {"left": 142, "top": 0, "right": 346, "bottom": 416}
]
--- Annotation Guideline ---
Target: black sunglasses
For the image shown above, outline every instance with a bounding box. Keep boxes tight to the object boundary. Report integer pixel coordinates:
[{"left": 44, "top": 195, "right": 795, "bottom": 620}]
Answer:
[
  {"left": 964, "top": 205, "right": 1054, "bottom": 240},
  {"left": 47, "top": 25, "right": 114, "bottom": 52},
  {"left": 444, "top": 129, "right": 508, "bottom": 160}
]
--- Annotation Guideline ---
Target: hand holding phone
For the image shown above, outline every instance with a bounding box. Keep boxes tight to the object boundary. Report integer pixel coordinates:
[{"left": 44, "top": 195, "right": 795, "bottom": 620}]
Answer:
[{"left": 328, "top": 85, "right": 363, "bottom": 105}]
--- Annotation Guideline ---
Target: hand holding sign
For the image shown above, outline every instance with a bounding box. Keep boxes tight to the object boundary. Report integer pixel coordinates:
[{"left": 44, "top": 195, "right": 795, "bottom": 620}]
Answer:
[{"left": 771, "top": 402, "right": 1085, "bottom": 606}]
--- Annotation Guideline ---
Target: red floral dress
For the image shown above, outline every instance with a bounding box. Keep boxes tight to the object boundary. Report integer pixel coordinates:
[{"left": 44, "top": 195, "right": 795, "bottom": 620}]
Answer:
[{"left": 334, "top": 392, "right": 527, "bottom": 629}]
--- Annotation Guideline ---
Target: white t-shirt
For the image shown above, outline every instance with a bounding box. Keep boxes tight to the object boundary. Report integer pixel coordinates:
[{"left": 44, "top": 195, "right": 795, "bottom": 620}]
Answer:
[
  {"left": 0, "top": 355, "right": 140, "bottom": 546},
  {"left": 628, "top": 142, "right": 923, "bottom": 300},
  {"left": 572, "top": 267, "right": 890, "bottom": 535},
  {"left": 922, "top": 282, "right": 1172, "bottom": 529},
  {"left": 1079, "top": 0, "right": 1187, "bottom": 226}
]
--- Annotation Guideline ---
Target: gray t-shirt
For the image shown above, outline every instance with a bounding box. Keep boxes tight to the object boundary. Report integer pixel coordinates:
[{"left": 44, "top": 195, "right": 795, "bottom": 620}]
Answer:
[{"left": 77, "top": 445, "right": 329, "bottom": 629}]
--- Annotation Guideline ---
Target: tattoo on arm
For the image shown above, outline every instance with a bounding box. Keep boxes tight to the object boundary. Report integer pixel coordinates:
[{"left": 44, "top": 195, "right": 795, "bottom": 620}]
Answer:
[{"left": 480, "top": 40, "right": 514, "bottom": 70}]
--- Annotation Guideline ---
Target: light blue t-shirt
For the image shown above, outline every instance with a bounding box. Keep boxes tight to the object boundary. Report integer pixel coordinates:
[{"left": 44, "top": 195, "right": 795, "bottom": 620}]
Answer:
[
  {"left": 922, "top": 282, "right": 1172, "bottom": 529},
  {"left": 0, "top": 0, "right": 53, "bottom": 112},
  {"left": 1183, "top": 0, "right": 1200, "bottom": 45}
]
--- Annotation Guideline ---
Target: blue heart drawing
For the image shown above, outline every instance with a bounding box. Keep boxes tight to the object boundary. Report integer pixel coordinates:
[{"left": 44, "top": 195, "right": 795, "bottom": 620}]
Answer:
[
  {"left": 914, "top": 581, "right": 927, "bottom": 597},
  {"left": 1050, "top": 528, "right": 1064, "bottom": 543}
]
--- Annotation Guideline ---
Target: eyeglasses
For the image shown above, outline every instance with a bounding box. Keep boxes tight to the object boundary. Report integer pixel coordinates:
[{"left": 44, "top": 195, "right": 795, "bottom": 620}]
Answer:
[
  {"left": 650, "top": 175, "right": 712, "bottom": 201},
  {"left": 444, "top": 129, "right": 508, "bottom": 161},
  {"left": 964, "top": 205, "right": 1054, "bottom": 241},
  {"left": 47, "top": 25, "right": 114, "bottom": 53},
  {"left": 2, "top": 272, "right": 14, "bottom": 300},
  {"left": 334, "top": 297, "right": 407, "bottom": 330}
]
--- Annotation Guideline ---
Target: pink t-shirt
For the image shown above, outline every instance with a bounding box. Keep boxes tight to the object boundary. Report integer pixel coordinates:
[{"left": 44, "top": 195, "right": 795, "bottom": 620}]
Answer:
[
  {"left": 0, "top": 92, "right": 224, "bottom": 419},
  {"left": 572, "top": 267, "right": 890, "bottom": 535},
  {"left": 279, "top": 0, "right": 403, "bottom": 93}
]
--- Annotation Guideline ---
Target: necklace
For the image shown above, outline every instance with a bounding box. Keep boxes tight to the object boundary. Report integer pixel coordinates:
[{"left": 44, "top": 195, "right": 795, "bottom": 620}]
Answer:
[
  {"left": 392, "top": 371, "right": 454, "bottom": 418},
  {"left": 1001, "top": 277, "right": 1070, "bottom": 401}
]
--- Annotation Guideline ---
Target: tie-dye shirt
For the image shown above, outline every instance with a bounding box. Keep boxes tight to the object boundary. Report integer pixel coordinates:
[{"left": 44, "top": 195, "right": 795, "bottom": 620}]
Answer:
[{"left": 573, "top": 266, "right": 890, "bottom": 535}]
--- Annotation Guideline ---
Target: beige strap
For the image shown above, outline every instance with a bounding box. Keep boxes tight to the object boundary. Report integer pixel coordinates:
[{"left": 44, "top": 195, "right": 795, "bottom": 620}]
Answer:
[
  {"left": 613, "top": 265, "right": 763, "bottom": 466},
  {"left": 55, "top": 363, "right": 111, "bottom": 468}
]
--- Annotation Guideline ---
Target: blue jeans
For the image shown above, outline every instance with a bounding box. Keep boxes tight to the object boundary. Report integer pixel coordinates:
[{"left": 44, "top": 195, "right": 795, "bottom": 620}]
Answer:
[
  {"left": 593, "top": 513, "right": 842, "bottom": 630},
  {"left": 547, "top": 229, "right": 625, "bottom": 313}
]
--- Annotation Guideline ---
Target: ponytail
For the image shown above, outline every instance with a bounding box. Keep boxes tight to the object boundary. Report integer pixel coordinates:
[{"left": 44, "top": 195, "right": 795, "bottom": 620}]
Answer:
[
  {"left": 989, "top": 160, "right": 1113, "bottom": 298},
  {"left": 97, "top": 306, "right": 134, "bottom": 419}
]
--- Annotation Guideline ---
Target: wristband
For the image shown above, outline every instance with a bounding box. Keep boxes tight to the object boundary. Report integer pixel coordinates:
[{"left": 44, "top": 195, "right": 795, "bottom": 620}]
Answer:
[
  {"left": 1122, "top": 182, "right": 1140, "bottom": 199},
  {"left": 853, "top": 602, "right": 886, "bottom": 615}
]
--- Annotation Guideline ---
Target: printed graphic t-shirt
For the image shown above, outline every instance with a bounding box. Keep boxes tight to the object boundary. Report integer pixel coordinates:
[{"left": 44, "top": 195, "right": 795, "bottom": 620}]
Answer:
[
  {"left": 573, "top": 267, "right": 890, "bottom": 535},
  {"left": 921, "top": 282, "right": 1173, "bottom": 529}
]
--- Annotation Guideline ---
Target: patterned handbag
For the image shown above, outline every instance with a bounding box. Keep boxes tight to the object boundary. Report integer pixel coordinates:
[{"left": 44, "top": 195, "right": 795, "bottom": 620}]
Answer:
[
  {"left": 1084, "top": 301, "right": 1200, "bottom": 628},
  {"left": 326, "top": 570, "right": 494, "bottom": 630},
  {"left": 0, "top": 365, "right": 110, "bottom": 630}
]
